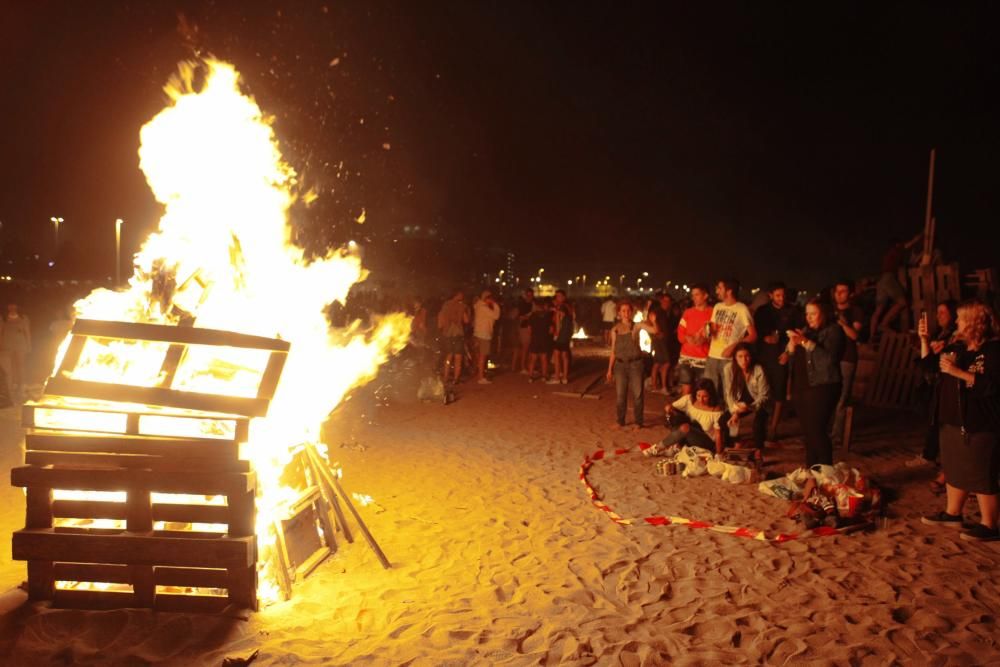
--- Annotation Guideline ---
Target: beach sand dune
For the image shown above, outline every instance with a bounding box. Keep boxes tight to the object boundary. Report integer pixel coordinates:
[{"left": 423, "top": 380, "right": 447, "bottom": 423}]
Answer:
[{"left": 1, "top": 347, "right": 998, "bottom": 665}]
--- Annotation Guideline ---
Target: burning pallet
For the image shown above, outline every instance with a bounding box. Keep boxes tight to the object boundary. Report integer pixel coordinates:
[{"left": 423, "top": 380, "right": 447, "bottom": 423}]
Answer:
[{"left": 12, "top": 319, "right": 288, "bottom": 613}]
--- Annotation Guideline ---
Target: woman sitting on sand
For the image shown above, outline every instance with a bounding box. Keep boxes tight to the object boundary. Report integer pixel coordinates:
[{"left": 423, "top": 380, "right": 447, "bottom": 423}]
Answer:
[
  {"left": 721, "top": 342, "right": 770, "bottom": 452},
  {"left": 650, "top": 378, "right": 724, "bottom": 455},
  {"left": 921, "top": 299, "right": 1000, "bottom": 542}
]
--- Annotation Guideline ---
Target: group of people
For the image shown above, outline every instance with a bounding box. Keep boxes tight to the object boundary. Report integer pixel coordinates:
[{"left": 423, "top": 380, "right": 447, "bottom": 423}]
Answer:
[{"left": 425, "top": 287, "right": 577, "bottom": 386}]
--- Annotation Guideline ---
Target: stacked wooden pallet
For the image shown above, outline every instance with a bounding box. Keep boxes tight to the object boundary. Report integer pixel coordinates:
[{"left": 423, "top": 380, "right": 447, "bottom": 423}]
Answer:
[
  {"left": 11, "top": 319, "right": 289, "bottom": 613},
  {"left": 863, "top": 331, "right": 921, "bottom": 410}
]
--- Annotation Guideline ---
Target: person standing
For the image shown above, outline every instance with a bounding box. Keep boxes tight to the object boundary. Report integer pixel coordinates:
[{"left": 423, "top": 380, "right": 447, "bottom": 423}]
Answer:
[
  {"left": 651, "top": 292, "right": 679, "bottom": 394},
  {"left": 676, "top": 284, "right": 712, "bottom": 395},
  {"left": 551, "top": 290, "right": 574, "bottom": 384},
  {"left": 705, "top": 278, "right": 757, "bottom": 396},
  {"left": 908, "top": 301, "right": 958, "bottom": 482},
  {"left": 753, "top": 282, "right": 799, "bottom": 440},
  {"left": 472, "top": 290, "right": 501, "bottom": 384},
  {"left": 921, "top": 299, "right": 1000, "bottom": 541},
  {"left": 870, "top": 233, "right": 922, "bottom": 340},
  {"left": 526, "top": 299, "right": 554, "bottom": 382},
  {"left": 787, "top": 299, "right": 844, "bottom": 467},
  {"left": 606, "top": 301, "right": 653, "bottom": 430},
  {"left": 513, "top": 288, "right": 535, "bottom": 374},
  {"left": 0, "top": 303, "right": 31, "bottom": 401},
  {"left": 831, "top": 279, "right": 865, "bottom": 445},
  {"left": 601, "top": 296, "right": 617, "bottom": 346},
  {"left": 437, "top": 290, "right": 469, "bottom": 384}
]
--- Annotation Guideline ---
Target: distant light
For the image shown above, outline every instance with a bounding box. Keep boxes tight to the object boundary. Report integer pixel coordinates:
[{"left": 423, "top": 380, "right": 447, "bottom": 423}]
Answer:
[
  {"left": 643, "top": 271, "right": 649, "bottom": 277},
  {"left": 567, "top": 280, "right": 573, "bottom": 285},
  {"left": 495, "top": 278, "right": 500, "bottom": 283},
  {"left": 348, "top": 240, "right": 357, "bottom": 248},
  {"left": 48, "top": 261, "right": 55, "bottom": 267}
]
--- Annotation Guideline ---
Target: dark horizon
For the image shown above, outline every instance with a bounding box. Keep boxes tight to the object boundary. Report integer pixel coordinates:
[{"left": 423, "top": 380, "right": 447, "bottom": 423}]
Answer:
[{"left": 2, "top": 2, "right": 998, "bottom": 291}]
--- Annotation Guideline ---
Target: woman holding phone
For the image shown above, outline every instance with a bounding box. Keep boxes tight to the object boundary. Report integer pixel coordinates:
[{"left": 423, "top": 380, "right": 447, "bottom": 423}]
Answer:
[{"left": 786, "top": 299, "right": 845, "bottom": 466}]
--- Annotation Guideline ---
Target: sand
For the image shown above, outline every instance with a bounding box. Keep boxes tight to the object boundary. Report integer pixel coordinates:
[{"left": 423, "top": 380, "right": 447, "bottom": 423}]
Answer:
[{"left": 1, "top": 344, "right": 999, "bottom": 665}]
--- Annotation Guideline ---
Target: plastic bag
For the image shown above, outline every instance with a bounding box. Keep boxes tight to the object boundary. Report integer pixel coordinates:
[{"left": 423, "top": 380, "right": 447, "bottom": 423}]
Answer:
[
  {"left": 759, "top": 476, "right": 801, "bottom": 499},
  {"left": 722, "top": 463, "right": 752, "bottom": 484},
  {"left": 677, "top": 446, "right": 712, "bottom": 478},
  {"left": 707, "top": 457, "right": 727, "bottom": 477}
]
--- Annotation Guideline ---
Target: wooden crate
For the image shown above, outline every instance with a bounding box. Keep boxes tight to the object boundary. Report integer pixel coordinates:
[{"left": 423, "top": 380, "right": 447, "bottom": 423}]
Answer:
[{"left": 11, "top": 464, "right": 257, "bottom": 612}]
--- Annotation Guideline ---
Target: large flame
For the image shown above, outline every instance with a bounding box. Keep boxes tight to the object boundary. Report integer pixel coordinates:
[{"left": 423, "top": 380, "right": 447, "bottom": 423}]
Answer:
[{"left": 56, "top": 59, "right": 410, "bottom": 603}]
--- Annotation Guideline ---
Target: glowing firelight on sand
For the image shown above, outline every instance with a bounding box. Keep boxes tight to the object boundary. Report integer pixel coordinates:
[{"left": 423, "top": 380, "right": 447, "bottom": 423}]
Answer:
[{"left": 53, "top": 60, "right": 410, "bottom": 603}]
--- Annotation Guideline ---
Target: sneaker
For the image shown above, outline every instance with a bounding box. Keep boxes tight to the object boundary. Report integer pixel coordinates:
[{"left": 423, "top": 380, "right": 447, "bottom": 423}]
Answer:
[
  {"left": 519, "top": 369, "right": 529, "bottom": 375},
  {"left": 560, "top": 378, "right": 568, "bottom": 385},
  {"left": 477, "top": 378, "right": 492, "bottom": 385},
  {"left": 545, "top": 378, "right": 560, "bottom": 385},
  {"left": 960, "top": 524, "right": 1000, "bottom": 542},
  {"left": 921, "top": 511, "right": 964, "bottom": 528},
  {"left": 905, "top": 455, "right": 934, "bottom": 468},
  {"left": 642, "top": 444, "right": 663, "bottom": 457}
]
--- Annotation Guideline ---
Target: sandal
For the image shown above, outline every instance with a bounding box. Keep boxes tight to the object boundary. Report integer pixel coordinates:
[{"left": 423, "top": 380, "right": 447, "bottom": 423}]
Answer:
[{"left": 929, "top": 479, "right": 946, "bottom": 496}]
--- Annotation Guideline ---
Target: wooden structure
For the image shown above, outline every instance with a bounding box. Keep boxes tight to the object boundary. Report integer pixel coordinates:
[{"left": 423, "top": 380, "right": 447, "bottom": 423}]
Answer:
[
  {"left": 902, "top": 262, "right": 961, "bottom": 336},
  {"left": 863, "top": 331, "right": 921, "bottom": 410},
  {"left": 12, "top": 319, "right": 289, "bottom": 613}
]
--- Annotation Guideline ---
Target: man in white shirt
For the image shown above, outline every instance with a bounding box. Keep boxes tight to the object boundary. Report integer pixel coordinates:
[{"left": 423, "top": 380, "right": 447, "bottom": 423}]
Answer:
[
  {"left": 705, "top": 278, "right": 757, "bottom": 395},
  {"left": 473, "top": 290, "right": 501, "bottom": 384},
  {"left": 600, "top": 297, "right": 617, "bottom": 345}
]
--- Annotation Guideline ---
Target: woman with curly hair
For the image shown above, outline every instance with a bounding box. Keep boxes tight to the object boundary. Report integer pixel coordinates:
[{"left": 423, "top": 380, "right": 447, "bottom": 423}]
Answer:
[{"left": 922, "top": 299, "right": 1000, "bottom": 541}]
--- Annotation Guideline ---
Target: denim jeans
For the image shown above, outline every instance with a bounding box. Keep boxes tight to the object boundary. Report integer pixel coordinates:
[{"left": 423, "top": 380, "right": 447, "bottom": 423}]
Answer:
[
  {"left": 832, "top": 361, "right": 856, "bottom": 442},
  {"left": 661, "top": 423, "right": 715, "bottom": 450},
  {"left": 614, "top": 359, "right": 645, "bottom": 426},
  {"left": 703, "top": 357, "right": 727, "bottom": 397}
]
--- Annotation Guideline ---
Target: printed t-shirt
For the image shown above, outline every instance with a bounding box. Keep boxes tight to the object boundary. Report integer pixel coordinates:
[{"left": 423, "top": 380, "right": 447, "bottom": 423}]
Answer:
[
  {"left": 709, "top": 301, "right": 753, "bottom": 359},
  {"left": 601, "top": 300, "right": 618, "bottom": 323},
  {"left": 671, "top": 394, "right": 721, "bottom": 434}
]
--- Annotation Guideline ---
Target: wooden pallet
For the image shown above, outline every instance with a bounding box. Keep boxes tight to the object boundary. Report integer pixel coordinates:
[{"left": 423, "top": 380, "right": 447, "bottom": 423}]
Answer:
[
  {"left": 863, "top": 332, "right": 921, "bottom": 410},
  {"left": 11, "top": 464, "right": 257, "bottom": 612},
  {"left": 49, "top": 319, "right": 289, "bottom": 418}
]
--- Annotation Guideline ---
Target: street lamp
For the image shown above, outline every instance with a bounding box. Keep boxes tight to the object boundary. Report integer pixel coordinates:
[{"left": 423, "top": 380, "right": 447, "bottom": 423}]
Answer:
[
  {"left": 115, "top": 218, "right": 124, "bottom": 285},
  {"left": 50, "top": 217, "right": 64, "bottom": 250},
  {"left": 619, "top": 274, "right": 625, "bottom": 292}
]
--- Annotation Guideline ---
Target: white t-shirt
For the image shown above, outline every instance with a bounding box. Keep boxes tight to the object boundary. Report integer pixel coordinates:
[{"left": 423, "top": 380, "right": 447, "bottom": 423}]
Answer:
[
  {"left": 601, "top": 299, "right": 618, "bottom": 323},
  {"left": 671, "top": 394, "right": 722, "bottom": 434},
  {"left": 709, "top": 301, "right": 752, "bottom": 359},
  {"left": 473, "top": 300, "right": 500, "bottom": 339}
]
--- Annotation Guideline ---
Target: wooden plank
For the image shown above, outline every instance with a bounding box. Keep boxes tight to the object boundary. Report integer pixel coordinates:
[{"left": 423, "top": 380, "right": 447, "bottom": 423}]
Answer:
[
  {"left": 11, "top": 466, "right": 254, "bottom": 496},
  {"left": 72, "top": 319, "right": 290, "bottom": 352},
  {"left": 26, "top": 487, "right": 53, "bottom": 529},
  {"left": 157, "top": 344, "right": 187, "bottom": 389},
  {"left": 25, "top": 402, "right": 249, "bottom": 443},
  {"left": 52, "top": 500, "right": 127, "bottom": 521},
  {"left": 27, "top": 560, "right": 54, "bottom": 600},
  {"left": 45, "top": 377, "right": 271, "bottom": 418},
  {"left": 13, "top": 530, "right": 256, "bottom": 568},
  {"left": 226, "top": 489, "right": 255, "bottom": 538},
  {"left": 155, "top": 593, "right": 230, "bottom": 614},
  {"left": 227, "top": 566, "right": 258, "bottom": 610},
  {"left": 128, "top": 490, "right": 153, "bottom": 533},
  {"left": 154, "top": 566, "right": 229, "bottom": 589},
  {"left": 52, "top": 589, "right": 136, "bottom": 610},
  {"left": 56, "top": 335, "right": 87, "bottom": 376},
  {"left": 256, "top": 352, "right": 287, "bottom": 400},
  {"left": 53, "top": 562, "right": 132, "bottom": 584},
  {"left": 152, "top": 503, "right": 230, "bottom": 525},
  {"left": 132, "top": 565, "right": 155, "bottom": 607},
  {"left": 25, "top": 450, "right": 250, "bottom": 473},
  {"left": 26, "top": 430, "right": 240, "bottom": 459}
]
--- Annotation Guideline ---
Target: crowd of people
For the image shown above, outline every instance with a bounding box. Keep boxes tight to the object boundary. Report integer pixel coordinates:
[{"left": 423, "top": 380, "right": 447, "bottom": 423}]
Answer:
[{"left": 413, "top": 270, "right": 1000, "bottom": 542}]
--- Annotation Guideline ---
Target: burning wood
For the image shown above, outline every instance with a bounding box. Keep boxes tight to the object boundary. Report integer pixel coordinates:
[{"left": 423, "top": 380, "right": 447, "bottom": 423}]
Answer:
[{"left": 12, "top": 58, "right": 409, "bottom": 611}]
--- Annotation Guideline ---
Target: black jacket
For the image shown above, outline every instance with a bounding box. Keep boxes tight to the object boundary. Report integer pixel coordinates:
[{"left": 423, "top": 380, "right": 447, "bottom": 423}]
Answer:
[{"left": 931, "top": 339, "right": 1000, "bottom": 435}]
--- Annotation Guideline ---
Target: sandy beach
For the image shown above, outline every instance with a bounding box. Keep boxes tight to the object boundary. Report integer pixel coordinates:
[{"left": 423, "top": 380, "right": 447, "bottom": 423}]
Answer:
[{"left": 1, "top": 345, "right": 999, "bottom": 665}]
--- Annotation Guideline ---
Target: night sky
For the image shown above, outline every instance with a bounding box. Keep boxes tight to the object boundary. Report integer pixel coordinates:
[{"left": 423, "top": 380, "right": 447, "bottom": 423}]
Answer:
[{"left": 1, "top": 2, "right": 998, "bottom": 290}]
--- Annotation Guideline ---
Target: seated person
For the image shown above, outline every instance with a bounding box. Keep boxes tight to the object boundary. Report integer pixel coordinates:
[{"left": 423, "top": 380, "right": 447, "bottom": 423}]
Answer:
[
  {"left": 654, "top": 379, "right": 724, "bottom": 455},
  {"left": 721, "top": 342, "right": 771, "bottom": 452}
]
